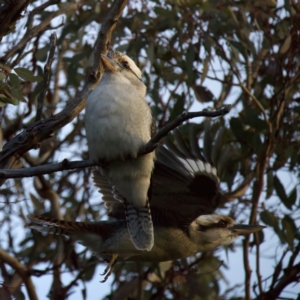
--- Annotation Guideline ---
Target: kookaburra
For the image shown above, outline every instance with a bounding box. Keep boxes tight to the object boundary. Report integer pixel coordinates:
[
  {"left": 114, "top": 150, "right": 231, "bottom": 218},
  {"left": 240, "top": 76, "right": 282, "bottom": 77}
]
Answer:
[
  {"left": 29, "top": 130, "right": 265, "bottom": 282},
  {"left": 85, "top": 50, "right": 155, "bottom": 251}
]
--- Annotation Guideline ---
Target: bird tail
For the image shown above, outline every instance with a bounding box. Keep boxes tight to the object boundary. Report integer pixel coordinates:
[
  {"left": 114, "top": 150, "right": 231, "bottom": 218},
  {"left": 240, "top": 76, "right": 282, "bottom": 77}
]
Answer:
[
  {"left": 27, "top": 214, "right": 109, "bottom": 237},
  {"left": 124, "top": 200, "right": 154, "bottom": 251},
  {"left": 28, "top": 214, "right": 124, "bottom": 264},
  {"left": 28, "top": 214, "right": 75, "bottom": 235}
]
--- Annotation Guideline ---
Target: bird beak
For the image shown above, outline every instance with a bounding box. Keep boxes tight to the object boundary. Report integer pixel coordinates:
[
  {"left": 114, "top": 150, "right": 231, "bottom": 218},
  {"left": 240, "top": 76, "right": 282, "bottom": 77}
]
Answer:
[
  {"left": 101, "top": 54, "right": 122, "bottom": 72},
  {"left": 228, "top": 224, "right": 266, "bottom": 235}
]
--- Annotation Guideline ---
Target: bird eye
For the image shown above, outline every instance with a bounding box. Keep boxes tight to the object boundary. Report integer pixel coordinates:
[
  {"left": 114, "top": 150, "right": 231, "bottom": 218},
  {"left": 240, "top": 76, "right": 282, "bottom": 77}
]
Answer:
[
  {"left": 218, "top": 220, "right": 227, "bottom": 227},
  {"left": 122, "top": 61, "right": 129, "bottom": 68}
]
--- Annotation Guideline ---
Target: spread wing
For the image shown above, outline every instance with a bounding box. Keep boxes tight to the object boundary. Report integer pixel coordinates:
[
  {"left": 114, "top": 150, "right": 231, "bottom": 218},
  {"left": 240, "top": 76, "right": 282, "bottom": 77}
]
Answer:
[{"left": 93, "top": 127, "right": 221, "bottom": 229}]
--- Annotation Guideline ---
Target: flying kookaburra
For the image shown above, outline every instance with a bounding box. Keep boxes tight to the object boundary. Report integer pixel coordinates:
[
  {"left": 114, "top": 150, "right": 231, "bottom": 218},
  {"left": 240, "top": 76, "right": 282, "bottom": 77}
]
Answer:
[
  {"left": 85, "top": 50, "right": 155, "bottom": 252},
  {"left": 29, "top": 130, "right": 265, "bottom": 282}
]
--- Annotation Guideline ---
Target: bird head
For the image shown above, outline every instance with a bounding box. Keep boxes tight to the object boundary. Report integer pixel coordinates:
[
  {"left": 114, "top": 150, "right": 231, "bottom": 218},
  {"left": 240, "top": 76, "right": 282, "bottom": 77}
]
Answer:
[
  {"left": 101, "top": 51, "right": 142, "bottom": 79},
  {"left": 100, "top": 50, "right": 145, "bottom": 95},
  {"left": 189, "top": 214, "right": 265, "bottom": 251}
]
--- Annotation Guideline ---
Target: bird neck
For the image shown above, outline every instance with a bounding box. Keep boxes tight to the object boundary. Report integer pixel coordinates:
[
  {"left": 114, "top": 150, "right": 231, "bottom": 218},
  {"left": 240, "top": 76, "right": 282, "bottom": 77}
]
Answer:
[{"left": 101, "top": 72, "right": 147, "bottom": 97}]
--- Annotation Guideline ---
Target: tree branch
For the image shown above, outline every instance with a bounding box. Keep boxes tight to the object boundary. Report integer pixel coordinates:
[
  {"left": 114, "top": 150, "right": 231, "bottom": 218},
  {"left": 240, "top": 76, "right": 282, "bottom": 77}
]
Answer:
[
  {"left": 256, "top": 262, "right": 300, "bottom": 300},
  {"left": 0, "top": 0, "right": 129, "bottom": 184},
  {"left": 2, "top": 3, "right": 81, "bottom": 61},
  {"left": 138, "top": 105, "right": 231, "bottom": 156},
  {"left": 0, "top": 0, "right": 30, "bottom": 41},
  {"left": 35, "top": 32, "right": 57, "bottom": 121},
  {"left": 243, "top": 127, "right": 273, "bottom": 300},
  {"left": 0, "top": 249, "right": 38, "bottom": 300},
  {"left": 0, "top": 106, "right": 231, "bottom": 179}
]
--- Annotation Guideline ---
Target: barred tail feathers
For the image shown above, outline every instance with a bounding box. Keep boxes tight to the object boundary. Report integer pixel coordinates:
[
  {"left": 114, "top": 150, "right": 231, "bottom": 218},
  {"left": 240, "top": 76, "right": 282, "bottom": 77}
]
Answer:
[
  {"left": 28, "top": 214, "right": 108, "bottom": 237},
  {"left": 124, "top": 200, "right": 154, "bottom": 251},
  {"left": 28, "top": 214, "right": 75, "bottom": 236}
]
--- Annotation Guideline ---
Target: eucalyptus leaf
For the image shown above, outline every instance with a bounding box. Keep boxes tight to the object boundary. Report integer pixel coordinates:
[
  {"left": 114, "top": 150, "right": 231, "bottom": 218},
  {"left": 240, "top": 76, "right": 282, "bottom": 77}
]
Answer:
[{"left": 14, "top": 68, "right": 43, "bottom": 82}]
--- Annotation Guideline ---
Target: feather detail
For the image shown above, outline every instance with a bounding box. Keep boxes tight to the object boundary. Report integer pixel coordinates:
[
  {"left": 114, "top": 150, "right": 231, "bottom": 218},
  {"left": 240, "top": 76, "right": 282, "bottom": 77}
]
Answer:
[
  {"left": 27, "top": 214, "right": 116, "bottom": 241},
  {"left": 124, "top": 200, "right": 154, "bottom": 251}
]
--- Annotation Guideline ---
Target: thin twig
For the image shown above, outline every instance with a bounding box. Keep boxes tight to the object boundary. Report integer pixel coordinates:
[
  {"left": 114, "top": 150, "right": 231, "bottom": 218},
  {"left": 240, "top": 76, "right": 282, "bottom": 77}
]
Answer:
[
  {"left": 35, "top": 32, "right": 57, "bottom": 121},
  {"left": 243, "top": 238, "right": 252, "bottom": 300},
  {"left": 256, "top": 262, "right": 300, "bottom": 300},
  {"left": 2, "top": 3, "right": 81, "bottom": 61},
  {"left": 159, "top": 79, "right": 182, "bottom": 127},
  {"left": 138, "top": 105, "right": 232, "bottom": 156},
  {"left": 0, "top": 106, "right": 231, "bottom": 179},
  {"left": 0, "top": 249, "right": 38, "bottom": 300},
  {"left": 255, "top": 234, "right": 263, "bottom": 294},
  {"left": 243, "top": 133, "right": 273, "bottom": 300},
  {"left": 235, "top": 72, "right": 272, "bottom": 134},
  {"left": 270, "top": 249, "right": 288, "bottom": 290},
  {"left": 0, "top": 159, "right": 91, "bottom": 179}
]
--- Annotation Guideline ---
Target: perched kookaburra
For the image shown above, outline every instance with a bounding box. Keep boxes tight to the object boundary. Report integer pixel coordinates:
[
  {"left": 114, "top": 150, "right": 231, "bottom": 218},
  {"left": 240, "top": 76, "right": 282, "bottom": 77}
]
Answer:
[
  {"left": 29, "top": 130, "right": 265, "bottom": 282},
  {"left": 85, "top": 50, "right": 155, "bottom": 251}
]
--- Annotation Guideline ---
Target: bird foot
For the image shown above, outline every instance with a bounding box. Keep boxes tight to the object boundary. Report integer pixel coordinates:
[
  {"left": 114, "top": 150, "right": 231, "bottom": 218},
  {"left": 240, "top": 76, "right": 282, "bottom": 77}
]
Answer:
[{"left": 100, "top": 254, "right": 118, "bottom": 283}]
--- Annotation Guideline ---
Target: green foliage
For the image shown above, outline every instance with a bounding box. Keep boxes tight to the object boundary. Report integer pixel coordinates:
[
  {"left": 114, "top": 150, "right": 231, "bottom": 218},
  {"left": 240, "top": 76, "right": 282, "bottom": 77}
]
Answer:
[{"left": 0, "top": 66, "right": 41, "bottom": 107}]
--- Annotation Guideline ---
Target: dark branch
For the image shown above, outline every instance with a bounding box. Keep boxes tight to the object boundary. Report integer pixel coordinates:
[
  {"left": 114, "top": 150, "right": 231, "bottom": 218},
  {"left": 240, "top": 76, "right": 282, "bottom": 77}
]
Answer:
[
  {"left": 0, "top": 159, "right": 94, "bottom": 179},
  {"left": 0, "top": 106, "right": 231, "bottom": 179},
  {"left": 243, "top": 121, "right": 273, "bottom": 299},
  {"left": 256, "top": 262, "right": 300, "bottom": 300},
  {"left": 35, "top": 32, "right": 57, "bottom": 121},
  {"left": 138, "top": 105, "right": 231, "bottom": 156},
  {"left": 0, "top": 248, "right": 38, "bottom": 300},
  {"left": 0, "top": 0, "right": 30, "bottom": 41}
]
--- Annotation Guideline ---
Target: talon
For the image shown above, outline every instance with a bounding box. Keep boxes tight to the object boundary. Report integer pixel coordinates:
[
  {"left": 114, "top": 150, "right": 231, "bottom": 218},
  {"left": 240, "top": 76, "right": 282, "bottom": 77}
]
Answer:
[
  {"left": 100, "top": 266, "right": 114, "bottom": 283},
  {"left": 100, "top": 265, "right": 110, "bottom": 276},
  {"left": 100, "top": 254, "right": 118, "bottom": 280}
]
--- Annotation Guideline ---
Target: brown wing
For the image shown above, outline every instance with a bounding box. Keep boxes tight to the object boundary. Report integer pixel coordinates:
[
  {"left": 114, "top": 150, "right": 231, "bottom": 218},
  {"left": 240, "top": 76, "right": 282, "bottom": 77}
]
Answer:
[
  {"left": 93, "top": 128, "right": 220, "bottom": 228},
  {"left": 92, "top": 168, "right": 125, "bottom": 219},
  {"left": 150, "top": 130, "right": 220, "bottom": 229}
]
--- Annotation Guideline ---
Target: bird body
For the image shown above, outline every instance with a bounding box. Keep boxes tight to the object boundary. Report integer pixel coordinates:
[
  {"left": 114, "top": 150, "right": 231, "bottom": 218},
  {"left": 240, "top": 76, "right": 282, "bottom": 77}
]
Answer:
[
  {"left": 85, "top": 51, "right": 155, "bottom": 250},
  {"left": 28, "top": 214, "right": 264, "bottom": 262},
  {"left": 29, "top": 130, "right": 265, "bottom": 281},
  {"left": 86, "top": 71, "right": 150, "bottom": 162}
]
